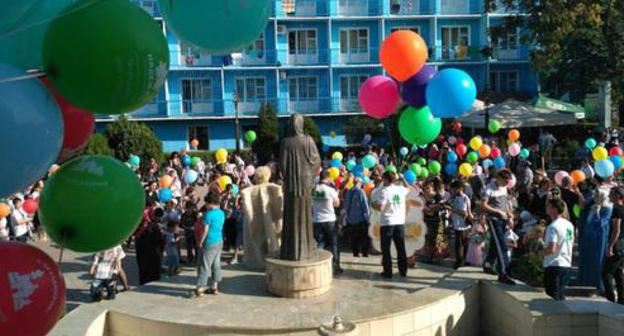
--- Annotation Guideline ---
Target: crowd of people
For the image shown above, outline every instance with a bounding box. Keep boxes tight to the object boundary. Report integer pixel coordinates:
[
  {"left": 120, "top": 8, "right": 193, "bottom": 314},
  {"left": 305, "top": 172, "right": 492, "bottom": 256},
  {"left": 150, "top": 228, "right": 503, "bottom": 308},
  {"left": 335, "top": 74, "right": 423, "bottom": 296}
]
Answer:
[{"left": 1, "top": 128, "right": 623, "bottom": 305}]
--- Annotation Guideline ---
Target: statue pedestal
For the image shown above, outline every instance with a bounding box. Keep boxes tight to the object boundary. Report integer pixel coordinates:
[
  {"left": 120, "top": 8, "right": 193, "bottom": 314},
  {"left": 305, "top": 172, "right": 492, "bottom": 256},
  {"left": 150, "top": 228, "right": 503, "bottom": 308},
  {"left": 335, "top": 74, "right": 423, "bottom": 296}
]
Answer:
[{"left": 265, "top": 250, "right": 332, "bottom": 298}]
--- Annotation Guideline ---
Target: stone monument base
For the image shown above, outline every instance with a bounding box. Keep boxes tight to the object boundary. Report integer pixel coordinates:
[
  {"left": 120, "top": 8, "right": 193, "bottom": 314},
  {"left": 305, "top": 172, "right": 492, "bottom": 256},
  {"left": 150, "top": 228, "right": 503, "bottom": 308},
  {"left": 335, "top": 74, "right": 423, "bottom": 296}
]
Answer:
[{"left": 265, "top": 249, "right": 332, "bottom": 298}]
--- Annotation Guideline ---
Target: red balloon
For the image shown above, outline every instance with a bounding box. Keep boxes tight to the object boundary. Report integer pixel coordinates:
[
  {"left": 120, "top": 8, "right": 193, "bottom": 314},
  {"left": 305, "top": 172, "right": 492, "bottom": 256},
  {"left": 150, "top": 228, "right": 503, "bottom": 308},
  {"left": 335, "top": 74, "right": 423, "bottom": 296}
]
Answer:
[
  {"left": 456, "top": 137, "right": 464, "bottom": 145},
  {"left": 452, "top": 120, "right": 462, "bottom": 133},
  {"left": 0, "top": 242, "right": 66, "bottom": 336},
  {"left": 334, "top": 176, "right": 343, "bottom": 189},
  {"left": 41, "top": 78, "right": 95, "bottom": 162},
  {"left": 609, "top": 147, "right": 623, "bottom": 157},
  {"left": 23, "top": 199, "right": 38, "bottom": 214},
  {"left": 490, "top": 147, "right": 502, "bottom": 159},
  {"left": 456, "top": 144, "right": 467, "bottom": 157}
]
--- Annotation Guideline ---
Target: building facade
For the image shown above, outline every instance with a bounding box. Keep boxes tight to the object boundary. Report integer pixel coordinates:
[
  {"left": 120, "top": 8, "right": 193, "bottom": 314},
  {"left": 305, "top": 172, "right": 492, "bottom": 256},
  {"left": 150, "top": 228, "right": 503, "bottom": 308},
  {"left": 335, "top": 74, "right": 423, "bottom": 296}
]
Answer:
[{"left": 99, "top": 0, "right": 538, "bottom": 152}]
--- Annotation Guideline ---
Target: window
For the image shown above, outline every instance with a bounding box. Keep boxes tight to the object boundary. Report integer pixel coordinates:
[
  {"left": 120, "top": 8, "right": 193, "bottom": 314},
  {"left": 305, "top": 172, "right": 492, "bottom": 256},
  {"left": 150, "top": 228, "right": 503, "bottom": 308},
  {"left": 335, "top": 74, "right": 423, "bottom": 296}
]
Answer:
[
  {"left": 188, "top": 126, "right": 209, "bottom": 150},
  {"left": 496, "top": 30, "right": 518, "bottom": 50},
  {"left": 289, "top": 77, "right": 318, "bottom": 101},
  {"left": 288, "top": 30, "right": 317, "bottom": 55},
  {"left": 390, "top": 27, "right": 421, "bottom": 35},
  {"left": 441, "top": 26, "right": 469, "bottom": 59},
  {"left": 490, "top": 71, "right": 518, "bottom": 92},
  {"left": 340, "top": 75, "right": 367, "bottom": 99},
  {"left": 338, "top": 0, "right": 367, "bottom": 15},
  {"left": 440, "top": 0, "right": 469, "bottom": 14},
  {"left": 244, "top": 33, "right": 265, "bottom": 56},
  {"left": 340, "top": 29, "right": 368, "bottom": 54},
  {"left": 181, "top": 79, "right": 213, "bottom": 113},
  {"left": 235, "top": 77, "right": 266, "bottom": 101}
]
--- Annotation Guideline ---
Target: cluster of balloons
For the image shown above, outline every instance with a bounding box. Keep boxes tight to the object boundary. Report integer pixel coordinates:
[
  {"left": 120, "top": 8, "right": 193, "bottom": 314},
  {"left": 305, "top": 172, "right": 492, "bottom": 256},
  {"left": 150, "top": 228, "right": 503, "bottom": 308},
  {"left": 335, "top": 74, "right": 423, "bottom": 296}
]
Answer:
[{"left": 583, "top": 137, "right": 623, "bottom": 178}]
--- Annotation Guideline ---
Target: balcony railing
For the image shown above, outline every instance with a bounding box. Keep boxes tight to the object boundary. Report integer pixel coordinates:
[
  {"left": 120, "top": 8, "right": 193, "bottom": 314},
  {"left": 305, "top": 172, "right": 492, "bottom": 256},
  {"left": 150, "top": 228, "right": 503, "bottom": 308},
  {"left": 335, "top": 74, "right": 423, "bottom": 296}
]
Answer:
[
  {"left": 277, "top": 0, "right": 329, "bottom": 17},
  {"left": 492, "top": 47, "right": 530, "bottom": 61},
  {"left": 334, "top": 0, "right": 381, "bottom": 16},
  {"left": 389, "top": 0, "right": 431, "bottom": 15}
]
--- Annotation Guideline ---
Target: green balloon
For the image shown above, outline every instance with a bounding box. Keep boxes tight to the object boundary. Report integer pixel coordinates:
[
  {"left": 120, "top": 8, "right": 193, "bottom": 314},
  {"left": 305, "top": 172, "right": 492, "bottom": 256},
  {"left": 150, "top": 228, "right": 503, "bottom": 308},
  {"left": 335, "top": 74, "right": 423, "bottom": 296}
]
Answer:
[
  {"left": 0, "top": 1, "right": 74, "bottom": 70},
  {"left": 385, "top": 165, "right": 397, "bottom": 174},
  {"left": 418, "top": 168, "right": 429, "bottom": 179},
  {"left": 573, "top": 204, "right": 581, "bottom": 217},
  {"left": 39, "top": 156, "right": 145, "bottom": 252},
  {"left": 43, "top": 0, "right": 169, "bottom": 114},
  {"left": 245, "top": 130, "right": 257, "bottom": 143},
  {"left": 398, "top": 106, "right": 442, "bottom": 145},
  {"left": 520, "top": 148, "right": 530, "bottom": 160},
  {"left": 417, "top": 157, "right": 427, "bottom": 166},
  {"left": 488, "top": 119, "right": 501, "bottom": 134},
  {"left": 410, "top": 163, "right": 422, "bottom": 175},
  {"left": 158, "top": 0, "right": 271, "bottom": 55},
  {"left": 191, "top": 157, "right": 201, "bottom": 167},
  {"left": 467, "top": 151, "right": 479, "bottom": 164},
  {"left": 428, "top": 160, "right": 441, "bottom": 174}
]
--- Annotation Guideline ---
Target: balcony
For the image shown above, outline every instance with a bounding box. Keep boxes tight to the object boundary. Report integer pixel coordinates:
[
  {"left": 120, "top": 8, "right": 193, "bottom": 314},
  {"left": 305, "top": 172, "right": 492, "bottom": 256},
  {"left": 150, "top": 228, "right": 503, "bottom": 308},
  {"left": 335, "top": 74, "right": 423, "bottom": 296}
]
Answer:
[
  {"left": 436, "top": 45, "right": 484, "bottom": 62},
  {"left": 339, "top": 47, "right": 370, "bottom": 64},
  {"left": 389, "top": 0, "right": 429, "bottom": 15},
  {"left": 231, "top": 51, "right": 267, "bottom": 66},
  {"left": 179, "top": 53, "right": 214, "bottom": 67},
  {"left": 279, "top": 0, "right": 328, "bottom": 17},
  {"left": 438, "top": 0, "right": 474, "bottom": 15},
  {"left": 335, "top": 0, "right": 380, "bottom": 16},
  {"left": 288, "top": 100, "right": 320, "bottom": 114},
  {"left": 182, "top": 100, "right": 215, "bottom": 115},
  {"left": 287, "top": 50, "right": 321, "bottom": 65},
  {"left": 338, "top": 98, "right": 361, "bottom": 113},
  {"left": 492, "top": 47, "right": 530, "bottom": 61}
]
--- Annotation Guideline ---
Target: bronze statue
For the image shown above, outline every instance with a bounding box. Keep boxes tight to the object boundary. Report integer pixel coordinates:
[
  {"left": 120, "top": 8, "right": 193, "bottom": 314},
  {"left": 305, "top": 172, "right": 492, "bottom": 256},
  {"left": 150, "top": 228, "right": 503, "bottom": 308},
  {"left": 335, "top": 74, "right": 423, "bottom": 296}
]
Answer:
[{"left": 278, "top": 114, "right": 321, "bottom": 261}]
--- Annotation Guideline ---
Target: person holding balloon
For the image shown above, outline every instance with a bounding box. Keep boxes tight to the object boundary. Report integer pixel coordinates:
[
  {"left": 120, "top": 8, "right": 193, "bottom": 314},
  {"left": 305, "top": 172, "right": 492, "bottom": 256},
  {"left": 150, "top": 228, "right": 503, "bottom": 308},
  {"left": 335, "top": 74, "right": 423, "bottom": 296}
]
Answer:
[{"left": 312, "top": 169, "right": 343, "bottom": 275}]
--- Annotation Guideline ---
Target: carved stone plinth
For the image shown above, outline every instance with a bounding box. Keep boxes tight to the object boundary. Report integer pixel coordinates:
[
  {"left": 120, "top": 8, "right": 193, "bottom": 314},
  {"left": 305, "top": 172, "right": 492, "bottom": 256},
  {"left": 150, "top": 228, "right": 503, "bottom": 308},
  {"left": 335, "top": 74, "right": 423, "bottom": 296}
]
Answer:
[{"left": 265, "top": 250, "right": 332, "bottom": 298}]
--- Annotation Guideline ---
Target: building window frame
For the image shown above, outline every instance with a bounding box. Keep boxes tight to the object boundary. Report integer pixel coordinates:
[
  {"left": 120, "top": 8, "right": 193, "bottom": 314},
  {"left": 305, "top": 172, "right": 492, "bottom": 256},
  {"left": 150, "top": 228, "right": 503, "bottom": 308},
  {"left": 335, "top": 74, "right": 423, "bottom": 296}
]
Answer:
[
  {"left": 490, "top": 70, "right": 519, "bottom": 92},
  {"left": 181, "top": 77, "right": 213, "bottom": 114}
]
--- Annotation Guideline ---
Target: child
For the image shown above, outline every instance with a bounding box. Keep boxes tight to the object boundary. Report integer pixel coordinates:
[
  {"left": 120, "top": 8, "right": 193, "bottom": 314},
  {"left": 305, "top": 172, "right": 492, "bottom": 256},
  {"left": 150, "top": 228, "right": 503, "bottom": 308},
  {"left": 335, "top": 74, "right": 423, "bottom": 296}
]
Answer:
[
  {"left": 89, "top": 245, "right": 125, "bottom": 301},
  {"left": 449, "top": 180, "right": 472, "bottom": 269},
  {"left": 164, "top": 220, "right": 181, "bottom": 276},
  {"left": 465, "top": 214, "right": 487, "bottom": 267},
  {"left": 505, "top": 226, "right": 519, "bottom": 260},
  {"left": 422, "top": 178, "right": 449, "bottom": 264},
  {"left": 523, "top": 225, "right": 546, "bottom": 254}
]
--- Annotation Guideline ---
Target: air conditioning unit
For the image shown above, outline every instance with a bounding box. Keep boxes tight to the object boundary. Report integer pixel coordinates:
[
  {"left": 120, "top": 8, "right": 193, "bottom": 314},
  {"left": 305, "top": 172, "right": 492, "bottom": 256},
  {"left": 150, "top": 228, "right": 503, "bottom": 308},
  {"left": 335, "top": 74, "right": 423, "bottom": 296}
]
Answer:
[{"left": 277, "top": 25, "right": 287, "bottom": 35}]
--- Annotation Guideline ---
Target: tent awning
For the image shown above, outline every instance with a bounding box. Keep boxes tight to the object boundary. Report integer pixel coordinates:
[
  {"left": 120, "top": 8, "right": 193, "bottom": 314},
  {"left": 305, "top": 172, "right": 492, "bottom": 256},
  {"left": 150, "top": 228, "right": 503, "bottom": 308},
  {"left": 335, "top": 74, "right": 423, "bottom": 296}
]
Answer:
[
  {"left": 532, "top": 95, "right": 586, "bottom": 119},
  {"left": 460, "top": 99, "right": 579, "bottom": 128}
]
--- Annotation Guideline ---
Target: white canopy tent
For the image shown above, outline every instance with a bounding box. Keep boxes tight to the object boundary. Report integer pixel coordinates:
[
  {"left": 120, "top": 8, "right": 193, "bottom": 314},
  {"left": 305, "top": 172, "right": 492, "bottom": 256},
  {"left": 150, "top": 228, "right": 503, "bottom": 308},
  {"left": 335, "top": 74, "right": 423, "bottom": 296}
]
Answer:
[{"left": 459, "top": 99, "right": 579, "bottom": 128}]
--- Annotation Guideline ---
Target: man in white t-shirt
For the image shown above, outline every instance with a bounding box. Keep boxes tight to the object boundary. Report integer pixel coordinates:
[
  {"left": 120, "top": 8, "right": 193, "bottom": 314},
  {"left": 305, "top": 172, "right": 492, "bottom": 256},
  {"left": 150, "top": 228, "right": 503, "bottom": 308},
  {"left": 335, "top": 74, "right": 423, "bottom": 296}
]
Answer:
[
  {"left": 10, "top": 198, "right": 31, "bottom": 242},
  {"left": 373, "top": 171, "right": 409, "bottom": 278},
  {"left": 541, "top": 199, "right": 575, "bottom": 301},
  {"left": 312, "top": 170, "right": 342, "bottom": 274}
]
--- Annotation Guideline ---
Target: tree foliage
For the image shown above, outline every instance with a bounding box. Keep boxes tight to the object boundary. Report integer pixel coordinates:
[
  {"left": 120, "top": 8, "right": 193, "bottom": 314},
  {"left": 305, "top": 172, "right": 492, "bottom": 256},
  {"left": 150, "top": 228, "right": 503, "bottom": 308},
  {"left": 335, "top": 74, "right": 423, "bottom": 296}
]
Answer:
[
  {"left": 486, "top": 0, "right": 624, "bottom": 107},
  {"left": 104, "top": 116, "right": 163, "bottom": 171},
  {"left": 84, "top": 133, "right": 113, "bottom": 157},
  {"left": 303, "top": 116, "right": 322, "bottom": 148},
  {"left": 252, "top": 103, "right": 279, "bottom": 165}
]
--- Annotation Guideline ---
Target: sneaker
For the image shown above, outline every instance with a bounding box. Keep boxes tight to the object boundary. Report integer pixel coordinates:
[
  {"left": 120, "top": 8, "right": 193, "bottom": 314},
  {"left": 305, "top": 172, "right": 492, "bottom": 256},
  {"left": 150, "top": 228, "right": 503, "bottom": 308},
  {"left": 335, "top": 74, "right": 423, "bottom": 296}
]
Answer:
[
  {"left": 333, "top": 268, "right": 344, "bottom": 276},
  {"left": 229, "top": 259, "right": 239, "bottom": 265},
  {"left": 498, "top": 275, "right": 516, "bottom": 286}
]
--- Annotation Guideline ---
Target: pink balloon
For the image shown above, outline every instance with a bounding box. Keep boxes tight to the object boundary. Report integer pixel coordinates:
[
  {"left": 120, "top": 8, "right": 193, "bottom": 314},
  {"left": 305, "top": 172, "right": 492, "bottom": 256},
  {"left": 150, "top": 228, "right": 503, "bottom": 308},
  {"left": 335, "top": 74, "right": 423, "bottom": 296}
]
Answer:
[
  {"left": 554, "top": 171, "right": 570, "bottom": 186},
  {"left": 508, "top": 143, "right": 521, "bottom": 157},
  {"left": 448, "top": 136, "right": 457, "bottom": 145},
  {"left": 507, "top": 173, "right": 517, "bottom": 189},
  {"left": 359, "top": 75, "right": 400, "bottom": 119},
  {"left": 245, "top": 165, "right": 255, "bottom": 177}
]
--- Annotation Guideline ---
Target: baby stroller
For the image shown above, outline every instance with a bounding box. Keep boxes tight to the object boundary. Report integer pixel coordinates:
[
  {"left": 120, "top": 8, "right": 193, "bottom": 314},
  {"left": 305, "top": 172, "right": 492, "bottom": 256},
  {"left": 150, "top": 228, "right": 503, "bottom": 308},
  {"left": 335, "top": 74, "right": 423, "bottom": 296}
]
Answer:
[{"left": 90, "top": 264, "right": 118, "bottom": 302}]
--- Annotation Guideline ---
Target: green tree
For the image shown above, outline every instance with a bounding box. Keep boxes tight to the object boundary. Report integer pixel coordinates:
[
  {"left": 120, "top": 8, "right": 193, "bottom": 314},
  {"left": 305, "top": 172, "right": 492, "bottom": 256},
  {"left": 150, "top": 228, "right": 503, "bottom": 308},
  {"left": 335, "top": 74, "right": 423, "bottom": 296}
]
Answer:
[
  {"left": 486, "top": 0, "right": 624, "bottom": 110},
  {"left": 303, "top": 116, "right": 322, "bottom": 148},
  {"left": 84, "top": 133, "right": 114, "bottom": 156},
  {"left": 104, "top": 116, "right": 163, "bottom": 171},
  {"left": 252, "top": 103, "right": 279, "bottom": 165}
]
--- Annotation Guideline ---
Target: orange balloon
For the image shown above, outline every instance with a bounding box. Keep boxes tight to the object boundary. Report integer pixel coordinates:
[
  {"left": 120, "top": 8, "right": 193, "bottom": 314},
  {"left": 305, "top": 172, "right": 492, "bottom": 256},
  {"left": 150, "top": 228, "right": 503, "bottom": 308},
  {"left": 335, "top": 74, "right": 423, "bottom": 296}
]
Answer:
[
  {"left": 0, "top": 203, "right": 10, "bottom": 219},
  {"left": 570, "top": 170, "right": 586, "bottom": 184},
  {"left": 508, "top": 129, "right": 520, "bottom": 142},
  {"left": 159, "top": 175, "right": 173, "bottom": 188},
  {"left": 380, "top": 30, "right": 428, "bottom": 81},
  {"left": 478, "top": 144, "right": 491, "bottom": 158},
  {"left": 190, "top": 139, "right": 199, "bottom": 148},
  {"left": 363, "top": 183, "right": 374, "bottom": 197}
]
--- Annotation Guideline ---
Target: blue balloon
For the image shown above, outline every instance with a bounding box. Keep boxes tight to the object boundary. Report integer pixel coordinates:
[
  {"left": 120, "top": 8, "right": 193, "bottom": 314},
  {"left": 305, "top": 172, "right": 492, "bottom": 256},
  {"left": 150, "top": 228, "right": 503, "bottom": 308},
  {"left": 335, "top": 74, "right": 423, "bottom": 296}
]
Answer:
[
  {"left": 232, "top": 184, "right": 239, "bottom": 196},
  {"left": 184, "top": 169, "right": 199, "bottom": 184},
  {"left": 0, "top": 63, "right": 63, "bottom": 198},
  {"left": 426, "top": 69, "right": 477, "bottom": 118},
  {"left": 400, "top": 147, "right": 409, "bottom": 156},
  {"left": 585, "top": 138, "right": 597, "bottom": 149},
  {"left": 404, "top": 170, "right": 417, "bottom": 184},
  {"left": 362, "top": 154, "right": 377, "bottom": 169},
  {"left": 447, "top": 151, "right": 458, "bottom": 163},
  {"left": 330, "top": 158, "right": 342, "bottom": 168},
  {"left": 482, "top": 159, "right": 494, "bottom": 169},
  {"left": 494, "top": 157, "right": 506, "bottom": 170},
  {"left": 445, "top": 163, "right": 458, "bottom": 176},
  {"left": 595, "top": 159, "right": 615, "bottom": 178},
  {"left": 129, "top": 155, "right": 140, "bottom": 167},
  {"left": 352, "top": 164, "right": 364, "bottom": 178},
  {"left": 610, "top": 155, "right": 623, "bottom": 170},
  {"left": 346, "top": 159, "right": 356, "bottom": 171},
  {"left": 158, "top": 188, "right": 173, "bottom": 203},
  {"left": 182, "top": 155, "right": 192, "bottom": 167}
]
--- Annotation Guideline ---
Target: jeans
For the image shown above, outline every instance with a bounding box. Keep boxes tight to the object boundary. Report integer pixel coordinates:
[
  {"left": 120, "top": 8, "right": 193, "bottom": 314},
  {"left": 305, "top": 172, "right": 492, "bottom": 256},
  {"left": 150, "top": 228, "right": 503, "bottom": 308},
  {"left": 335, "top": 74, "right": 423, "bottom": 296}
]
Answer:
[
  {"left": 485, "top": 216, "right": 509, "bottom": 276},
  {"left": 15, "top": 233, "right": 28, "bottom": 243},
  {"left": 314, "top": 221, "right": 340, "bottom": 269},
  {"left": 184, "top": 230, "right": 197, "bottom": 263},
  {"left": 544, "top": 266, "right": 571, "bottom": 301},
  {"left": 602, "top": 250, "right": 624, "bottom": 303},
  {"left": 380, "top": 225, "right": 407, "bottom": 277},
  {"left": 350, "top": 221, "right": 370, "bottom": 257},
  {"left": 196, "top": 242, "right": 223, "bottom": 288}
]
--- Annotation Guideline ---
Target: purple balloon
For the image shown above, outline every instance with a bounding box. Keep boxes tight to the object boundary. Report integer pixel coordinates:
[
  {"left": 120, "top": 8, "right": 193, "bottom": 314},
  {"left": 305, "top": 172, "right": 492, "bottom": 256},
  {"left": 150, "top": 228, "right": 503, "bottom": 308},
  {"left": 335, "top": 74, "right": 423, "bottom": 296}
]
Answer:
[{"left": 400, "top": 65, "right": 437, "bottom": 107}]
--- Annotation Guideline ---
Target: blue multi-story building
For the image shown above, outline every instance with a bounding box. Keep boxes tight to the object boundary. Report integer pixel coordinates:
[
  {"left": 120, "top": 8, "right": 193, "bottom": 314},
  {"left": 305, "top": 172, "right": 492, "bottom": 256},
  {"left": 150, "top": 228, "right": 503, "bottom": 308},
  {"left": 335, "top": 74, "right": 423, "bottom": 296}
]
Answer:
[{"left": 100, "top": 0, "right": 538, "bottom": 152}]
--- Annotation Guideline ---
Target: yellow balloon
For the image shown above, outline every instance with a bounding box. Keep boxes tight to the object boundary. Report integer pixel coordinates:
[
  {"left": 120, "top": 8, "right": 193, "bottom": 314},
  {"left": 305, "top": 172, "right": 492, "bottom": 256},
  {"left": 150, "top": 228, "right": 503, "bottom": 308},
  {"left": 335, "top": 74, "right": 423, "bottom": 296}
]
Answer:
[
  {"left": 346, "top": 180, "right": 354, "bottom": 190},
  {"left": 459, "top": 163, "right": 473, "bottom": 177},
  {"left": 327, "top": 167, "right": 340, "bottom": 181},
  {"left": 469, "top": 136, "right": 483, "bottom": 151},
  {"left": 592, "top": 147, "right": 608, "bottom": 161},
  {"left": 215, "top": 148, "right": 228, "bottom": 164},
  {"left": 218, "top": 175, "right": 232, "bottom": 191},
  {"left": 332, "top": 152, "right": 343, "bottom": 161}
]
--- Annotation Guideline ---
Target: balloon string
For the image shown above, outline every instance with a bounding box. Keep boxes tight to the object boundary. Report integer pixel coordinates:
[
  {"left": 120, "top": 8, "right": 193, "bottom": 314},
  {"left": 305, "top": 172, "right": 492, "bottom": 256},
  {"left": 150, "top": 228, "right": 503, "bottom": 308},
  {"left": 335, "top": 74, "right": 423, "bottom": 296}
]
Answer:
[
  {"left": 0, "top": 70, "right": 46, "bottom": 84},
  {"left": 57, "top": 231, "right": 67, "bottom": 264},
  {"left": 0, "top": 0, "right": 108, "bottom": 39}
]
